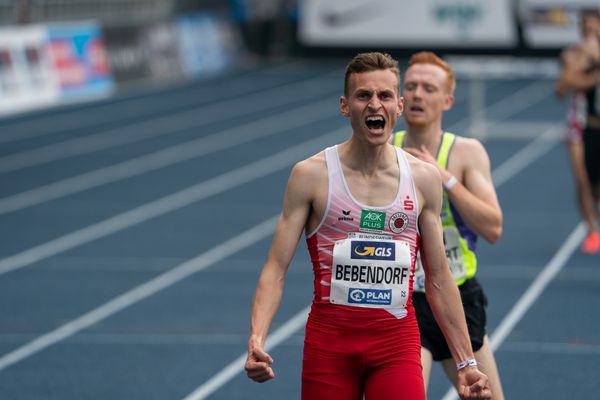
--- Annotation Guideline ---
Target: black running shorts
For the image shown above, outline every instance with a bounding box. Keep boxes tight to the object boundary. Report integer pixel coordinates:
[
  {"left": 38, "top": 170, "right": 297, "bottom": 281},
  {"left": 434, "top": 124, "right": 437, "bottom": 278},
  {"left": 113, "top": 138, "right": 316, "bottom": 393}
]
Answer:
[
  {"left": 412, "top": 278, "right": 488, "bottom": 361},
  {"left": 583, "top": 126, "right": 600, "bottom": 185}
]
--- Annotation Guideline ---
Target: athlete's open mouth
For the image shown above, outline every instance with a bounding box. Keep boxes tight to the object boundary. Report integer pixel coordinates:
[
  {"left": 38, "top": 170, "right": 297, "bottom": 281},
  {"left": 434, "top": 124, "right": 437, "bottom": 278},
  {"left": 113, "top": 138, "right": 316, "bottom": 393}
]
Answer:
[
  {"left": 365, "top": 115, "right": 385, "bottom": 130},
  {"left": 410, "top": 106, "right": 424, "bottom": 112}
]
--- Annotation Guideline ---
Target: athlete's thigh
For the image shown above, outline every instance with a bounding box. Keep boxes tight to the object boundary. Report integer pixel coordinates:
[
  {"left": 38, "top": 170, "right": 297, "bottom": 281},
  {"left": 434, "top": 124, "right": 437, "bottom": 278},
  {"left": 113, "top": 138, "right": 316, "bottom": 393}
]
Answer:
[
  {"left": 301, "top": 344, "right": 362, "bottom": 400},
  {"left": 301, "top": 318, "right": 363, "bottom": 400},
  {"left": 364, "top": 364, "right": 425, "bottom": 400}
]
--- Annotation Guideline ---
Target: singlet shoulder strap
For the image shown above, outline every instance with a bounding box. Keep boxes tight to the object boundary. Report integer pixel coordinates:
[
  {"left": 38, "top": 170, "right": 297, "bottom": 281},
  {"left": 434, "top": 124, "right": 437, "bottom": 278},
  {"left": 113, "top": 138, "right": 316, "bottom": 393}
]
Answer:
[
  {"left": 393, "top": 131, "right": 456, "bottom": 169},
  {"left": 437, "top": 132, "right": 456, "bottom": 169},
  {"left": 324, "top": 145, "right": 337, "bottom": 171},
  {"left": 393, "top": 130, "right": 406, "bottom": 147}
]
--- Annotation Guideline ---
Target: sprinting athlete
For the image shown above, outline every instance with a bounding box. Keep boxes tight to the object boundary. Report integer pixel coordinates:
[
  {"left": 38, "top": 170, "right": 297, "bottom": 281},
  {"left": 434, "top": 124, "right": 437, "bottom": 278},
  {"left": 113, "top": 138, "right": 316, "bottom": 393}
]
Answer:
[
  {"left": 393, "top": 51, "right": 504, "bottom": 399},
  {"left": 244, "top": 52, "right": 491, "bottom": 400}
]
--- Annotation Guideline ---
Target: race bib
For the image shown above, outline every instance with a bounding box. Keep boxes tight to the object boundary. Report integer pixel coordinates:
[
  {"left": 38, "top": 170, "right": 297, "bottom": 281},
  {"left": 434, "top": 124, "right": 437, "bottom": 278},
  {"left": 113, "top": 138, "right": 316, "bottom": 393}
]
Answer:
[
  {"left": 413, "top": 226, "right": 467, "bottom": 292},
  {"left": 330, "top": 233, "right": 411, "bottom": 309}
]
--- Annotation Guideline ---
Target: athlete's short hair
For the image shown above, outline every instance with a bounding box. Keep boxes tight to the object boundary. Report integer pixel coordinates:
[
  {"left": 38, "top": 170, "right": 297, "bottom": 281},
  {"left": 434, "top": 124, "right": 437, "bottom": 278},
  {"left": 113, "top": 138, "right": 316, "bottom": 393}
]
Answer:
[
  {"left": 344, "top": 52, "right": 400, "bottom": 97},
  {"left": 407, "top": 51, "right": 456, "bottom": 94}
]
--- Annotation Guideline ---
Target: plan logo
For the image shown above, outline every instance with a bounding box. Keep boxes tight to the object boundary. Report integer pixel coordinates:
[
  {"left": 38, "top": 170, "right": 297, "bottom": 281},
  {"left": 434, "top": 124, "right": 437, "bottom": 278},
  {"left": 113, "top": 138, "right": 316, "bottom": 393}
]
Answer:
[{"left": 348, "top": 288, "right": 392, "bottom": 305}]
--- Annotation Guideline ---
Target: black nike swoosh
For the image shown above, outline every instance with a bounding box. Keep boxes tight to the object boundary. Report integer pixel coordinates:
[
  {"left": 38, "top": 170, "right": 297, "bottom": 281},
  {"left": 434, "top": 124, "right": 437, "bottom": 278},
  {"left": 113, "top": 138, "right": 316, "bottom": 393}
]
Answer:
[{"left": 321, "top": 3, "right": 379, "bottom": 28}]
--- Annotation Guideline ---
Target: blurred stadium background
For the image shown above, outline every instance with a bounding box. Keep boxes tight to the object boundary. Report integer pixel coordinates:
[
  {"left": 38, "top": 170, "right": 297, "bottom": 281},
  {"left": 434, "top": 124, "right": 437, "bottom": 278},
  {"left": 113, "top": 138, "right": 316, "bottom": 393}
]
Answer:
[{"left": 0, "top": 0, "right": 596, "bottom": 116}]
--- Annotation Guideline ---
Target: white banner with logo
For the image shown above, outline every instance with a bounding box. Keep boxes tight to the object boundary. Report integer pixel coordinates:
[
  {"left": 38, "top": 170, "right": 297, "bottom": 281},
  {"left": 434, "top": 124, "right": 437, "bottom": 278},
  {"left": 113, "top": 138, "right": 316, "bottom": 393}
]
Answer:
[
  {"left": 299, "top": 0, "right": 517, "bottom": 47},
  {"left": 0, "top": 25, "right": 59, "bottom": 115},
  {"left": 0, "top": 22, "right": 115, "bottom": 117},
  {"left": 521, "top": 0, "right": 600, "bottom": 48}
]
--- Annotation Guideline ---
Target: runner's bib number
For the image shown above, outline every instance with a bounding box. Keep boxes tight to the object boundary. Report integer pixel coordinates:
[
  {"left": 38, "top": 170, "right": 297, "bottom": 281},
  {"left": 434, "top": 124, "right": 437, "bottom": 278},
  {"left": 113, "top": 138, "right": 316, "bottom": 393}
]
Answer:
[
  {"left": 330, "top": 233, "right": 412, "bottom": 309},
  {"left": 413, "top": 226, "right": 467, "bottom": 292}
]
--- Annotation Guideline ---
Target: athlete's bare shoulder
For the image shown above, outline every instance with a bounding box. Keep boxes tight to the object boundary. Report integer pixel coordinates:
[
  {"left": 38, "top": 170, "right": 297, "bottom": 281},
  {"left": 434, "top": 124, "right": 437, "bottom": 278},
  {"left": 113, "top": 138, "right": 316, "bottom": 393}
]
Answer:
[
  {"left": 287, "top": 150, "right": 328, "bottom": 198},
  {"left": 292, "top": 150, "right": 326, "bottom": 180},
  {"left": 451, "top": 136, "right": 489, "bottom": 169},
  {"left": 453, "top": 135, "right": 486, "bottom": 152},
  {"left": 407, "top": 153, "right": 441, "bottom": 184}
]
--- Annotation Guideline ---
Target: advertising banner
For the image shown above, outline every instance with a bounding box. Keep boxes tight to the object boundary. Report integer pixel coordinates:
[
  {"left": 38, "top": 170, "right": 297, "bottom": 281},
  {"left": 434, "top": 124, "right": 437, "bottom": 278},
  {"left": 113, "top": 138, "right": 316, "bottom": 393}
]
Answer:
[
  {"left": 46, "top": 21, "right": 115, "bottom": 100},
  {"left": 521, "top": 0, "right": 600, "bottom": 48},
  {"left": 175, "top": 12, "right": 242, "bottom": 78},
  {"left": 299, "top": 0, "right": 517, "bottom": 48},
  {"left": 103, "top": 25, "right": 152, "bottom": 85},
  {"left": 139, "top": 21, "right": 184, "bottom": 82},
  {"left": 0, "top": 25, "right": 59, "bottom": 115}
]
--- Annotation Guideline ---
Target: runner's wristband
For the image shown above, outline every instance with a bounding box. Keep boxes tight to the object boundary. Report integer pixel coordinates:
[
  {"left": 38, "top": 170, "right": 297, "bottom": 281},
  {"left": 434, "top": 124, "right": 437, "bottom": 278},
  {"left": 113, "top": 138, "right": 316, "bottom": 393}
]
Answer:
[
  {"left": 443, "top": 175, "right": 458, "bottom": 190},
  {"left": 456, "top": 358, "right": 477, "bottom": 371}
]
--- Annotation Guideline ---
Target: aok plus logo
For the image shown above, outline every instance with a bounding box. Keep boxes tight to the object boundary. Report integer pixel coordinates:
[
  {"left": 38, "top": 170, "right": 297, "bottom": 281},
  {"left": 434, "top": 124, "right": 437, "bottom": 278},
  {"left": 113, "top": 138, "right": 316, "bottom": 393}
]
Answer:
[
  {"left": 351, "top": 241, "right": 395, "bottom": 260},
  {"left": 359, "top": 210, "right": 386, "bottom": 232}
]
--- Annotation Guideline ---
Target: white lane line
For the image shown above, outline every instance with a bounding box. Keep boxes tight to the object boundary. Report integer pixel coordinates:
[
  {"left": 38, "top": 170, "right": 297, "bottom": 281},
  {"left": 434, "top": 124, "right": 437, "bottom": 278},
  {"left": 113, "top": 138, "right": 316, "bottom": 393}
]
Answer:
[
  {"left": 0, "top": 96, "right": 338, "bottom": 215},
  {"left": 182, "top": 306, "right": 310, "bottom": 400},
  {"left": 492, "top": 126, "right": 558, "bottom": 187},
  {"left": 0, "top": 62, "right": 316, "bottom": 145},
  {"left": 484, "top": 121, "right": 560, "bottom": 140},
  {"left": 0, "top": 79, "right": 544, "bottom": 215},
  {"left": 0, "top": 77, "right": 338, "bottom": 174},
  {"left": 0, "top": 216, "right": 280, "bottom": 372},
  {"left": 440, "top": 222, "right": 586, "bottom": 400},
  {"left": 484, "top": 82, "right": 551, "bottom": 121},
  {"left": 501, "top": 341, "right": 600, "bottom": 355},
  {"left": 0, "top": 127, "right": 348, "bottom": 276},
  {"left": 488, "top": 223, "right": 585, "bottom": 349},
  {"left": 0, "top": 333, "right": 277, "bottom": 345},
  {"left": 448, "top": 80, "right": 552, "bottom": 135},
  {"left": 179, "top": 126, "right": 560, "bottom": 400}
]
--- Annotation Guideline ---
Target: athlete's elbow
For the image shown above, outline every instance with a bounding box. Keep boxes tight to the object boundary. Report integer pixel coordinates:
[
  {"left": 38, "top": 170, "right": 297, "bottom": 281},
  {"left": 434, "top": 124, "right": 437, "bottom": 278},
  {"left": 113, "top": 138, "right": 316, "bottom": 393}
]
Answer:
[{"left": 484, "top": 224, "right": 502, "bottom": 244}]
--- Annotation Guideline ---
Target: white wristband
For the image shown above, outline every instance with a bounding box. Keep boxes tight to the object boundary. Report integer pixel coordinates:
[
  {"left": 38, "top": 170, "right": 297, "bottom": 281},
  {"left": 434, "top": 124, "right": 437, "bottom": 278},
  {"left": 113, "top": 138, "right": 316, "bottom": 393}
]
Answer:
[
  {"left": 443, "top": 175, "right": 458, "bottom": 190},
  {"left": 456, "top": 358, "right": 477, "bottom": 371}
]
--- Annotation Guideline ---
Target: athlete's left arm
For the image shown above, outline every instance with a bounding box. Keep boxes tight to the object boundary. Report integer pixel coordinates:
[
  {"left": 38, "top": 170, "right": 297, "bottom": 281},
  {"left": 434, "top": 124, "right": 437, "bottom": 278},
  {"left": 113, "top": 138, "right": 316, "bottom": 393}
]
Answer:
[
  {"left": 445, "top": 138, "right": 502, "bottom": 243},
  {"left": 415, "top": 160, "right": 492, "bottom": 399}
]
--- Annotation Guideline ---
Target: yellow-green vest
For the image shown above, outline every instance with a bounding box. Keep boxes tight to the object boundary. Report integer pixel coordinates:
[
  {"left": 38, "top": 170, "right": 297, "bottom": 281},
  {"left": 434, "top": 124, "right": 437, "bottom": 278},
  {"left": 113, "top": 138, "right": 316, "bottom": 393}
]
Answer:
[{"left": 394, "top": 131, "right": 477, "bottom": 287}]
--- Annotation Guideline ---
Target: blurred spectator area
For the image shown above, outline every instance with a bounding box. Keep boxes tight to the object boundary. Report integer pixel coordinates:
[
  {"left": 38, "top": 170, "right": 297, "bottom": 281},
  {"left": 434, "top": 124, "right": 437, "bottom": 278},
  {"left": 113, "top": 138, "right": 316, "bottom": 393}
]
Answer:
[
  {"left": 2, "top": 0, "right": 176, "bottom": 26},
  {"left": 0, "top": 0, "right": 244, "bottom": 116}
]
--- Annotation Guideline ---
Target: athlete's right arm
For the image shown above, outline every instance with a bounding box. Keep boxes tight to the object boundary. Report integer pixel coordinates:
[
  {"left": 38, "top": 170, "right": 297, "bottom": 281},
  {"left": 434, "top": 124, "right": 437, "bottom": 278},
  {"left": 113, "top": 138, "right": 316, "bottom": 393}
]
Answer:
[{"left": 245, "top": 159, "right": 317, "bottom": 383}]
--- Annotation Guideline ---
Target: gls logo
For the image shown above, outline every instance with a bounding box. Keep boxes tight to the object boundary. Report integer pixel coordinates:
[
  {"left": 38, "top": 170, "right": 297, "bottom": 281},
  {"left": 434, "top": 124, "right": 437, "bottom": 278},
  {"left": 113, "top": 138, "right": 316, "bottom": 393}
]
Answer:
[{"left": 351, "top": 241, "right": 395, "bottom": 260}]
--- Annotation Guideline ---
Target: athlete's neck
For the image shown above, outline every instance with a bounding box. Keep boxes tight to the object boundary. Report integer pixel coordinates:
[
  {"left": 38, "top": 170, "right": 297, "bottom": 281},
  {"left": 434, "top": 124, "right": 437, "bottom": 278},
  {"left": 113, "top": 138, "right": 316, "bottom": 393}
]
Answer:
[
  {"left": 404, "top": 124, "right": 444, "bottom": 155},
  {"left": 339, "top": 140, "right": 396, "bottom": 177}
]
